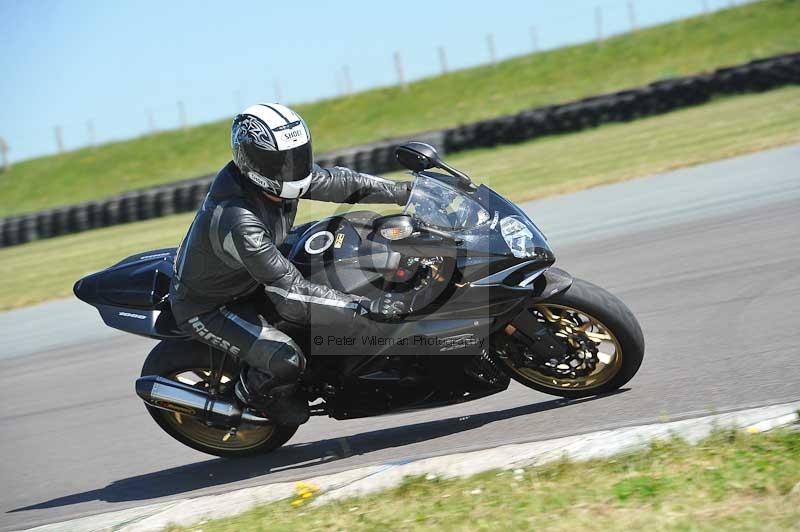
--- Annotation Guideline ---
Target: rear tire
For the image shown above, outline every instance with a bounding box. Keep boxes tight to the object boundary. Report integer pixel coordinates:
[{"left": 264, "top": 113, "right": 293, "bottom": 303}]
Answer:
[
  {"left": 498, "top": 278, "right": 645, "bottom": 398},
  {"left": 141, "top": 340, "right": 298, "bottom": 457}
]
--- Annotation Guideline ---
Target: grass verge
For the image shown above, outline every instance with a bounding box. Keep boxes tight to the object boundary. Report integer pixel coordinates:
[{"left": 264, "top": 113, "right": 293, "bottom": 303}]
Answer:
[
  {"left": 0, "top": 86, "right": 798, "bottom": 311},
  {"left": 166, "top": 428, "right": 800, "bottom": 531},
  {"left": 1, "top": 0, "right": 799, "bottom": 216}
]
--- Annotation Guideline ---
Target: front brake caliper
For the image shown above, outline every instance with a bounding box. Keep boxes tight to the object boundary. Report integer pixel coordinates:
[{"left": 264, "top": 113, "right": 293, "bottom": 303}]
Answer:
[
  {"left": 506, "top": 309, "right": 569, "bottom": 360},
  {"left": 504, "top": 308, "right": 598, "bottom": 379}
]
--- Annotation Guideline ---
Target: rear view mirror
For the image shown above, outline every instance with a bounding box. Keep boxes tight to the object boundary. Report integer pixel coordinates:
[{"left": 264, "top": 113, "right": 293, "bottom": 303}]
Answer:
[
  {"left": 395, "top": 142, "right": 441, "bottom": 172},
  {"left": 395, "top": 141, "right": 474, "bottom": 190},
  {"left": 373, "top": 214, "right": 415, "bottom": 241}
]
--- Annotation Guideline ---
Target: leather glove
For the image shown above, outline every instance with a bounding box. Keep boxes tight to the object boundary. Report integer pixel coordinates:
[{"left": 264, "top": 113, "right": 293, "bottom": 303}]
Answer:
[
  {"left": 359, "top": 292, "right": 410, "bottom": 321},
  {"left": 394, "top": 181, "right": 414, "bottom": 206}
]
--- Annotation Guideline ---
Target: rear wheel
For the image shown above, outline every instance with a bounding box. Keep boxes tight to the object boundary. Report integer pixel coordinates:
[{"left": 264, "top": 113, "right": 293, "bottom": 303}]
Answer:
[
  {"left": 496, "top": 278, "right": 644, "bottom": 398},
  {"left": 141, "top": 340, "right": 298, "bottom": 457}
]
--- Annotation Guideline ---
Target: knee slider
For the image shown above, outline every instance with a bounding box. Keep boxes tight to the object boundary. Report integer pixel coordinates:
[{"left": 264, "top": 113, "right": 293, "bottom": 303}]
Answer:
[
  {"left": 267, "top": 342, "right": 305, "bottom": 383},
  {"left": 246, "top": 338, "right": 304, "bottom": 381}
]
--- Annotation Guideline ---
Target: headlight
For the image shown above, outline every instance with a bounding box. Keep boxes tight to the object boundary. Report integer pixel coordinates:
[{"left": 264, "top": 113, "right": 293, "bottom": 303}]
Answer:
[{"left": 500, "top": 215, "right": 537, "bottom": 258}]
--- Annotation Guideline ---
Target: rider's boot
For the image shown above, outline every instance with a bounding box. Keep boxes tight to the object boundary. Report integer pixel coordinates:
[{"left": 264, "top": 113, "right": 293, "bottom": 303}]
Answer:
[{"left": 234, "top": 370, "right": 310, "bottom": 426}]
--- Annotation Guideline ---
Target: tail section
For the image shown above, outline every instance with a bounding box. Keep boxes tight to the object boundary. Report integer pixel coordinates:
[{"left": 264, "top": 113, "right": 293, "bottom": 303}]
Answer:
[{"left": 73, "top": 248, "right": 187, "bottom": 339}]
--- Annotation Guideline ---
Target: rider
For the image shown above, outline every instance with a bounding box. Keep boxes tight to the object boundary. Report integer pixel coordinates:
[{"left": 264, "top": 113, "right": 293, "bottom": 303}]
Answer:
[{"left": 169, "top": 103, "right": 413, "bottom": 426}]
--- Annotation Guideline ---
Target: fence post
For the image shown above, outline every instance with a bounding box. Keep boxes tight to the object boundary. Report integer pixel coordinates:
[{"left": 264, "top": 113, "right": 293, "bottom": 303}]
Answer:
[
  {"left": 178, "top": 101, "right": 187, "bottom": 131},
  {"left": 0, "top": 137, "right": 9, "bottom": 172},
  {"left": 530, "top": 26, "right": 538, "bottom": 52},
  {"left": 627, "top": 1, "right": 637, "bottom": 31},
  {"left": 438, "top": 46, "right": 448, "bottom": 74},
  {"left": 595, "top": 6, "right": 603, "bottom": 42},
  {"left": 87, "top": 120, "right": 96, "bottom": 149},
  {"left": 342, "top": 66, "right": 352, "bottom": 95},
  {"left": 147, "top": 109, "right": 157, "bottom": 134},
  {"left": 335, "top": 70, "right": 343, "bottom": 96},
  {"left": 54, "top": 126, "right": 64, "bottom": 153},
  {"left": 701, "top": 0, "right": 709, "bottom": 13},
  {"left": 487, "top": 33, "right": 496, "bottom": 65},
  {"left": 394, "top": 51, "right": 407, "bottom": 90}
]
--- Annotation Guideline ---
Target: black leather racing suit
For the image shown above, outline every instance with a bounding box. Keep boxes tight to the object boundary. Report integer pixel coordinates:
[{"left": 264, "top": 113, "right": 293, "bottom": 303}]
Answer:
[{"left": 170, "top": 161, "right": 411, "bottom": 401}]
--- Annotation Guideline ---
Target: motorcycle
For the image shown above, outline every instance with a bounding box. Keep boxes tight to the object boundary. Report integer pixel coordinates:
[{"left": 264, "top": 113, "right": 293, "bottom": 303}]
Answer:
[{"left": 74, "top": 142, "right": 645, "bottom": 457}]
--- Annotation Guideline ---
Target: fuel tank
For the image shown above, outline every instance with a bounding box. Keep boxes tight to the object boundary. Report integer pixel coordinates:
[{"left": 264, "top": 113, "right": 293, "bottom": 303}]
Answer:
[{"left": 286, "top": 210, "right": 400, "bottom": 300}]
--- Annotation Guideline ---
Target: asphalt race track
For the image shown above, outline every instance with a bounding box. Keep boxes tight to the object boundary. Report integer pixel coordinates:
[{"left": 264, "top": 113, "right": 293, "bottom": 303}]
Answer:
[{"left": 1, "top": 146, "right": 798, "bottom": 531}]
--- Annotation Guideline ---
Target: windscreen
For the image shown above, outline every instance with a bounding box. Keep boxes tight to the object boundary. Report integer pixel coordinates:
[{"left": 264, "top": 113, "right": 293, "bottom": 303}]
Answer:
[{"left": 403, "top": 175, "right": 490, "bottom": 231}]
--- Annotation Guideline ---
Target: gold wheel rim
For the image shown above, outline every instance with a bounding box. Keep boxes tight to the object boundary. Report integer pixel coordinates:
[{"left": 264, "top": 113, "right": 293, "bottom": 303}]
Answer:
[
  {"left": 160, "top": 367, "right": 276, "bottom": 451},
  {"left": 504, "top": 303, "right": 623, "bottom": 391}
]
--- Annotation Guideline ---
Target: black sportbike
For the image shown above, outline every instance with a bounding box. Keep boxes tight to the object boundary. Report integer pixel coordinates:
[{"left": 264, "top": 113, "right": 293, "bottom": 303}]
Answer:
[{"left": 75, "top": 142, "right": 644, "bottom": 457}]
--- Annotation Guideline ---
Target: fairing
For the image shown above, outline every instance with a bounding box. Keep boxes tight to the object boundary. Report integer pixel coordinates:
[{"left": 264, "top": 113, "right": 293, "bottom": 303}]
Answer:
[
  {"left": 74, "top": 172, "right": 578, "bottom": 420},
  {"left": 73, "top": 249, "right": 184, "bottom": 339}
]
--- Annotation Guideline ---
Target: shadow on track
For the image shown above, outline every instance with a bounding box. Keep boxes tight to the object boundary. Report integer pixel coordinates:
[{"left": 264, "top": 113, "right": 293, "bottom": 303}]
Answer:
[{"left": 11, "top": 392, "right": 624, "bottom": 513}]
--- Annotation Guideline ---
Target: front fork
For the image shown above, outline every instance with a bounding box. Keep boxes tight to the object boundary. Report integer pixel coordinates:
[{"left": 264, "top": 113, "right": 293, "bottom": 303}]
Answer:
[{"left": 504, "top": 267, "right": 574, "bottom": 353}]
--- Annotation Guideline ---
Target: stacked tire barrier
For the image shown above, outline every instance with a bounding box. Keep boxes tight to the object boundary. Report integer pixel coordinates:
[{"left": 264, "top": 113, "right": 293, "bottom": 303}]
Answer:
[
  {"left": 0, "top": 178, "right": 213, "bottom": 247},
  {"left": 1, "top": 52, "right": 798, "bottom": 249}
]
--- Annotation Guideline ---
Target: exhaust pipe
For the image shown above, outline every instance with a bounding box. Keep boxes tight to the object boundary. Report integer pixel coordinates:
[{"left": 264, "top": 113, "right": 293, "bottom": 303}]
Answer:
[{"left": 136, "top": 375, "right": 271, "bottom": 425}]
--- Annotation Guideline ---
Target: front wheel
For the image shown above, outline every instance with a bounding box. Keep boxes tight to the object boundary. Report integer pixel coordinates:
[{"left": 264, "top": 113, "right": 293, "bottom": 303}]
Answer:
[
  {"left": 496, "top": 278, "right": 645, "bottom": 398},
  {"left": 140, "top": 340, "right": 298, "bottom": 458}
]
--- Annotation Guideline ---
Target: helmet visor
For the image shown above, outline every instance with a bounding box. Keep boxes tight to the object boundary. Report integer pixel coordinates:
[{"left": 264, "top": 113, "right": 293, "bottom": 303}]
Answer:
[{"left": 246, "top": 140, "right": 313, "bottom": 183}]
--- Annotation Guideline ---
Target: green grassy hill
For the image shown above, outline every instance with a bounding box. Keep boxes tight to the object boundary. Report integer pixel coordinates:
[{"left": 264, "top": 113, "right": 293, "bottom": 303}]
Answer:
[
  {"left": 1, "top": 0, "right": 798, "bottom": 217},
  {"left": 2, "top": 87, "right": 797, "bottom": 311}
]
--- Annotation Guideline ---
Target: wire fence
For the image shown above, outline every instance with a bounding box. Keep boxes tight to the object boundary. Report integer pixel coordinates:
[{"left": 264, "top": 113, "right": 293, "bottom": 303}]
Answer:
[
  {"left": 0, "top": 0, "right": 753, "bottom": 165},
  {"left": 1, "top": 49, "right": 797, "bottom": 248}
]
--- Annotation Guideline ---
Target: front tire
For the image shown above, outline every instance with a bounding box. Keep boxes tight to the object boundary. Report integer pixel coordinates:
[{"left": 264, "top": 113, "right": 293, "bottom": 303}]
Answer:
[
  {"left": 497, "top": 278, "right": 645, "bottom": 398},
  {"left": 141, "top": 340, "right": 298, "bottom": 458}
]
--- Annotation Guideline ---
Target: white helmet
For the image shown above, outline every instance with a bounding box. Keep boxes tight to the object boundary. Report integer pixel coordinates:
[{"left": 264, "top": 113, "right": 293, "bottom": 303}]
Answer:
[{"left": 231, "top": 103, "right": 313, "bottom": 199}]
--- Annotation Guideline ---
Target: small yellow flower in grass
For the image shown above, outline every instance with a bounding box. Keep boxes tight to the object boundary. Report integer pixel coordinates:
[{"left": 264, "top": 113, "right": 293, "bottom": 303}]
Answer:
[
  {"left": 295, "top": 481, "right": 320, "bottom": 493},
  {"left": 292, "top": 480, "right": 320, "bottom": 506},
  {"left": 747, "top": 426, "right": 760, "bottom": 434}
]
